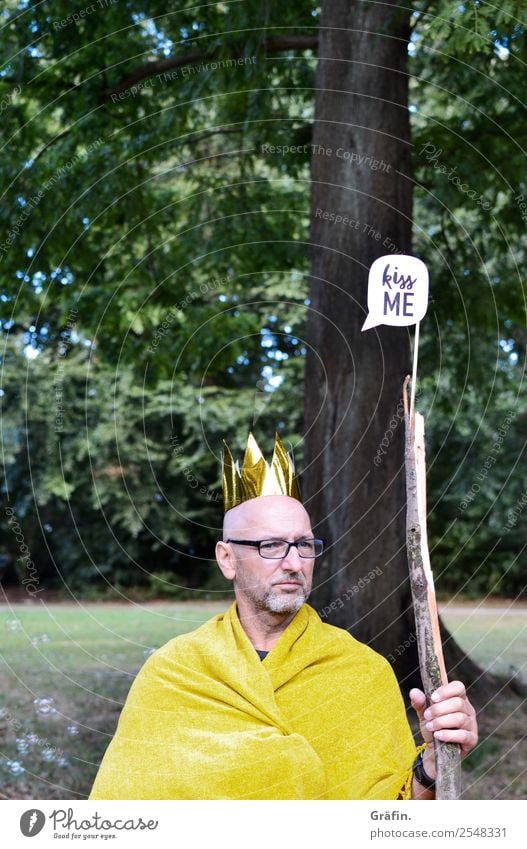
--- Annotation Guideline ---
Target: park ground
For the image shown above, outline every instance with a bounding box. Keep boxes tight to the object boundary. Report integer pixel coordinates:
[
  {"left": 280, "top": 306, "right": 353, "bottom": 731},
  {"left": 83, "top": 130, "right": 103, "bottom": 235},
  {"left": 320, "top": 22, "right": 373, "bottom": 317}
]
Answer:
[{"left": 0, "top": 598, "right": 525, "bottom": 800}]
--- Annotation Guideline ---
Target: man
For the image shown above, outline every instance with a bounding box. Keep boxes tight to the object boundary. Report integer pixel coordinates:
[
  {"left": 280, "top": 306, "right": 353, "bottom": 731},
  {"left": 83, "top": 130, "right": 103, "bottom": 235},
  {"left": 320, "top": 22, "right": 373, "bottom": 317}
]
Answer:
[{"left": 90, "top": 434, "right": 477, "bottom": 800}]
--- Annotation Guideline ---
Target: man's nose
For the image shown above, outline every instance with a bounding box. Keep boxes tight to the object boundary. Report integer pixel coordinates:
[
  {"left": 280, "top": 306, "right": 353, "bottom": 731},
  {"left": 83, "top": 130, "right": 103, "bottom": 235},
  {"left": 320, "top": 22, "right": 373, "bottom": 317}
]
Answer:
[{"left": 282, "top": 544, "right": 304, "bottom": 570}]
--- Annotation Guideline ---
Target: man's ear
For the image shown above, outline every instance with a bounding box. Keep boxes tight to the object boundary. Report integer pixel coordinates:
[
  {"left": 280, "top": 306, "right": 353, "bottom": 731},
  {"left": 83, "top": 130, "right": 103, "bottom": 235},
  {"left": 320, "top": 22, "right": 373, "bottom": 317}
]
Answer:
[{"left": 215, "top": 541, "right": 236, "bottom": 581}]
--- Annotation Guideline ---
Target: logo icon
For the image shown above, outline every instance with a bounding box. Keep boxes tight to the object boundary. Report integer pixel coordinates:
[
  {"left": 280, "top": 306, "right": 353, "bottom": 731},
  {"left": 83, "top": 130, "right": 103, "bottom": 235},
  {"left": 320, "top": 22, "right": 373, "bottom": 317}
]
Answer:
[{"left": 20, "top": 809, "right": 46, "bottom": 837}]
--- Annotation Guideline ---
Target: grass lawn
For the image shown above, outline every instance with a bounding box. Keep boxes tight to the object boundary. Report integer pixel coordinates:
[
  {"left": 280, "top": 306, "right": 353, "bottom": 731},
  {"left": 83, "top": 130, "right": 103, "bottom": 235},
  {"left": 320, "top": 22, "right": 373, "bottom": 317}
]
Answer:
[
  {"left": 440, "top": 604, "right": 527, "bottom": 683},
  {"left": 0, "top": 599, "right": 525, "bottom": 800},
  {"left": 0, "top": 600, "right": 219, "bottom": 800},
  {"left": 438, "top": 603, "right": 527, "bottom": 800}
]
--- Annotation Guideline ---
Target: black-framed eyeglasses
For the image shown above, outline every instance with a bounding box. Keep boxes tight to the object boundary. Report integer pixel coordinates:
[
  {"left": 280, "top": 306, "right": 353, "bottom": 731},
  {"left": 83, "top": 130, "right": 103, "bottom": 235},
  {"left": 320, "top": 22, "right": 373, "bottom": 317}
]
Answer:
[{"left": 226, "top": 538, "right": 324, "bottom": 559}]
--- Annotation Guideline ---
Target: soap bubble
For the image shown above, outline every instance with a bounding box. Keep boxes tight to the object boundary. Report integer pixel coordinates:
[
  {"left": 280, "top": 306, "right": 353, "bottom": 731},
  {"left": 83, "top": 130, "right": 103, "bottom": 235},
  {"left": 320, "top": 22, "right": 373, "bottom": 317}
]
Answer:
[
  {"left": 57, "top": 756, "right": 69, "bottom": 768},
  {"left": 26, "top": 733, "right": 39, "bottom": 745},
  {"left": 33, "top": 697, "right": 55, "bottom": 716},
  {"left": 15, "top": 737, "right": 29, "bottom": 755},
  {"left": 41, "top": 748, "right": 55, "bottom": 762},
  {"left": 31, "top": 634, "right": 50, "bottom": 646},
  {"left": 66, "top": 725, "right": 79, "bottom": 736},
  {"left": 6, "top": 619, "right": 21, "bottom": 632},
  {"left": 6, "top": 760, "right": 25, "bottom": 775}
]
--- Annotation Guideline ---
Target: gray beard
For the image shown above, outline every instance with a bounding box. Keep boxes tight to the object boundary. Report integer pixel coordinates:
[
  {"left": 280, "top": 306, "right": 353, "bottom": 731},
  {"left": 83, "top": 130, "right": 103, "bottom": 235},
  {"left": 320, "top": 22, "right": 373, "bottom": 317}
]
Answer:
[{"left": 262, "top": 587, "right": 308, "bottom": 614}]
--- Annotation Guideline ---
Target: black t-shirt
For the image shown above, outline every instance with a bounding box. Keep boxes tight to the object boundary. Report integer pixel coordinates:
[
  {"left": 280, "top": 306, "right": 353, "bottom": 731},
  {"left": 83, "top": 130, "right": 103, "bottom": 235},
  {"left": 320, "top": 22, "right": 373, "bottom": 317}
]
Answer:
[{"left": 255, "top": 649, "right": 268, "bottom": 661}]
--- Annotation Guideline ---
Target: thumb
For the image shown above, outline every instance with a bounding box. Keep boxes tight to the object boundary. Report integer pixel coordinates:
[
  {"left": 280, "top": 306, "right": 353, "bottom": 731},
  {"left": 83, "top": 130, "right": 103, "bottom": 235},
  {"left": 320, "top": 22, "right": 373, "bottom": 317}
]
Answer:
[
  {"left": 409, "top": 687, "right": 426, "bottom": 716},
  {"left": 409, "top": 687, "right": 432, "bottom": 743}
]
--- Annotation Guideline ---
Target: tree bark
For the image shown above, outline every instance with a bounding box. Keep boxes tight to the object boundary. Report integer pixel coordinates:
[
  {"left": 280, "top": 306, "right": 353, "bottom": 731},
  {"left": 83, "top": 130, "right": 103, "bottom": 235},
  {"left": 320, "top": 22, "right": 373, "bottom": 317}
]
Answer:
[
  {"left": 305, "top": 0, "right": 415, "bottom": 682},
  {"left": 304, "top": 0, "right": 496, "bottom": 704}
]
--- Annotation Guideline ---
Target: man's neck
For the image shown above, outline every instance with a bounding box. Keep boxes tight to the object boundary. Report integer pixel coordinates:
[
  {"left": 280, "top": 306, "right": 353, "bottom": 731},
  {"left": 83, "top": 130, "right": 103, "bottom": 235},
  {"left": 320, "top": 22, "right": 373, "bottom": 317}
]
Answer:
[{"left": 235, "top": 602, "right": 300, "bottom": 652}]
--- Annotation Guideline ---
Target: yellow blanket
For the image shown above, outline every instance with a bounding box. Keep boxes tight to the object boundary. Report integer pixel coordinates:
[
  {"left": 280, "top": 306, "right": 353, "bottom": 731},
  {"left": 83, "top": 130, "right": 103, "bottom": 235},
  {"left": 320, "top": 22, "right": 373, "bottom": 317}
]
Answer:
[{"left": 90, "top": 602, "right": 419, "bottom": 799}]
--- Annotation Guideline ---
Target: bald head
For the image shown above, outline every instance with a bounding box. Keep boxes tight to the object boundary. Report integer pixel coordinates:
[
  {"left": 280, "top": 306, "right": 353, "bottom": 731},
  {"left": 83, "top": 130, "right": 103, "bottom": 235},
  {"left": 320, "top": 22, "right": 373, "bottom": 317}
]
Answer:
[{"left": 222, "top": 495, "right": 313, "bottom": 541}]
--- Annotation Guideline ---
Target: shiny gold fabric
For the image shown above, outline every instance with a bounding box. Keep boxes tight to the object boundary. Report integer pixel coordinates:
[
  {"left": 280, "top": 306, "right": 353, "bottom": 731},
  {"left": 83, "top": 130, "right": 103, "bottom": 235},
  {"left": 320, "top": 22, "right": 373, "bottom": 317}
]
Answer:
[
  {"left": 222, "top": 432, "right": 301, "bottom": 512},
  {"left": 90, "top": 603, "right": 420, "bottom": 800}
]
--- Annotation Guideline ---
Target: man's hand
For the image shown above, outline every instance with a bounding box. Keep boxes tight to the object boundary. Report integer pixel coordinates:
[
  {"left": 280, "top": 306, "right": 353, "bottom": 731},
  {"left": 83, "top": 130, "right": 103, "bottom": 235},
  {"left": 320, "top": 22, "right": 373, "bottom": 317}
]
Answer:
[
  {"left": 410, "top": 680, "right": 478, "bottom": 786},
  {"left": 410, "top": 680, "right": 478, "bottom": 756}
]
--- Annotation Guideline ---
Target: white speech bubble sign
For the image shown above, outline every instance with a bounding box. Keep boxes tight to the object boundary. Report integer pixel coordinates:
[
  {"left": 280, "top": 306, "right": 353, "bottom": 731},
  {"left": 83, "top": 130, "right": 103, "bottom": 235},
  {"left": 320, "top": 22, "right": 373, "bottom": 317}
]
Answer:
[{"left": 361, "top": 254, "right": 429, "bottom": 331}]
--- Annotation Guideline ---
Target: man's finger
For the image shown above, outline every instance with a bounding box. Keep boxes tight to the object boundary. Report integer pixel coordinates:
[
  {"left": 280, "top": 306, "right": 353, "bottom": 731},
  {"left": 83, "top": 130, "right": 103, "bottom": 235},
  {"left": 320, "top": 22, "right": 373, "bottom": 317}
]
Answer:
[
  {"left": 431, "top": 681, "right": 467, "bottom": 702},
  {"left": 424, "top": 697, "right": 466, "bottom": 719},
  {"left": 433, "top": 727, "right": 477, "bottom": 752},
  {"left": 426, "top": 711, "right": 469, "bottom": 732}
]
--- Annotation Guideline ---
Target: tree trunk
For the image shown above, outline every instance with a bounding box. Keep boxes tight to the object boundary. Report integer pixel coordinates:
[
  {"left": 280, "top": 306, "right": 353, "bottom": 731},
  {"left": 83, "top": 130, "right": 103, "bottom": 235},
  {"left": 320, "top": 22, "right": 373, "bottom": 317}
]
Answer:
[{"left": 304, "top": 0, "right": 495, "bottom": 704}]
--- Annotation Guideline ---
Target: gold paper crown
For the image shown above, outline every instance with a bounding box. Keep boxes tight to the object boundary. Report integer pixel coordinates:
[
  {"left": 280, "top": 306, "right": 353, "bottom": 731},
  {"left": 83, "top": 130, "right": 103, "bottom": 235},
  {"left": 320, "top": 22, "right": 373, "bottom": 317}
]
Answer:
[{"left": 222, "top": 432, "right": 301, "bottom": 512}]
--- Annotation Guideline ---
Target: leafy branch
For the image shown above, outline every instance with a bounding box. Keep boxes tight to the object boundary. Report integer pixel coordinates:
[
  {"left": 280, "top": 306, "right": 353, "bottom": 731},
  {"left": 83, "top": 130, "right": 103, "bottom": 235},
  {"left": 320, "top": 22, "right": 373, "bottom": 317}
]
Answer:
[{"left": 101, "top": 35, "right": 318, "bottom": 100}]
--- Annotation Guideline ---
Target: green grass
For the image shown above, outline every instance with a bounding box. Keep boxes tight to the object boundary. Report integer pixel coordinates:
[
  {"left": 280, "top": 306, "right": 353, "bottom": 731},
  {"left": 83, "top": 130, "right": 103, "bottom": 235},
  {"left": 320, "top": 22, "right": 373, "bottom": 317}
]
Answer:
[
  {"left": 0, "top": 601, "right": 221, "bottom": 799},
  {"left": 1, "top": 600, "right": 525, "bottom": 799},
  {"left": 439, "top": 605, "right": 527, "bottom": 681}
]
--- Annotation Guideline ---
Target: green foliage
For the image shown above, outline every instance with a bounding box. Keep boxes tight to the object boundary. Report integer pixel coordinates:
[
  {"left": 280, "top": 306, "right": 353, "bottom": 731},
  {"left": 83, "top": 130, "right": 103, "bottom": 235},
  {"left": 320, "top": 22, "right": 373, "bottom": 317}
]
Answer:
[
  {"left": 1, "top": 0, "right": 314, "bottom": 593},
  {"left": 413, "top": 1, "right": 525, "bottom": 57},
  {"left": 410, "top": 0, "right": 526, "bottom": 597},
  {"left": 1, "top": 0, "right": 525, "bottom": 596}
]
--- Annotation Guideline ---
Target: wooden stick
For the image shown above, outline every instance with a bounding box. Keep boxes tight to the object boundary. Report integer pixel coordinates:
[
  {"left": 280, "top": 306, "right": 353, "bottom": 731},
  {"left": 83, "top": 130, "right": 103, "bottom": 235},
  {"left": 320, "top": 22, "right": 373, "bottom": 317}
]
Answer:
[
  {"left": 409, "top": 321, "right": 420, "bottom": 422},
  {"left": 404, "top": 377, "right": 461, "bottom": 800}
]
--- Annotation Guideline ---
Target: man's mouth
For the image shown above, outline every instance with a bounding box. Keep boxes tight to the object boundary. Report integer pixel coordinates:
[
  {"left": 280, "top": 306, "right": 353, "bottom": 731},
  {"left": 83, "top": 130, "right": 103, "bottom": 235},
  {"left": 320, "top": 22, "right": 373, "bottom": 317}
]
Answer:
[{"left": 272, "top": 580, "right": 303, "bottom": 588}]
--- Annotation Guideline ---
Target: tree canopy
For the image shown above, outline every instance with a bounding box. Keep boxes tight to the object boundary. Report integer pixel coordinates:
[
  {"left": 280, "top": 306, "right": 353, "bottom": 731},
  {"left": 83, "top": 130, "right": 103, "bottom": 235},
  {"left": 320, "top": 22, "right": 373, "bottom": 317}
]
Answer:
[{"left": 1, "top": 1, "right": 525, "bottom": 616}]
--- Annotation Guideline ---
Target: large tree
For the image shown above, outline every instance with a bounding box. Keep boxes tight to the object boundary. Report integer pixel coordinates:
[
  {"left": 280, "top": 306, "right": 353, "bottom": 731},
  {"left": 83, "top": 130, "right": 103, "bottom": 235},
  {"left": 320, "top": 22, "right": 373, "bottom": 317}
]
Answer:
[
  {"left": 305, "top": 0, "right": 414, "bottom": 679},
  {"left": 304, "top": 0, "right": 525, "bottom": 699}
]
